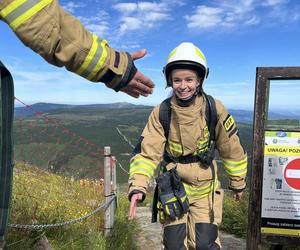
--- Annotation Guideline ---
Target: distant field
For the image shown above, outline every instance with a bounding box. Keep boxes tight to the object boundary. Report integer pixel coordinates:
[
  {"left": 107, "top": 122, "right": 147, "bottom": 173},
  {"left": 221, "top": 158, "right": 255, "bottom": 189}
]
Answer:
[{"left": 14, "top": 104, "right": 253, "bottom": 185}]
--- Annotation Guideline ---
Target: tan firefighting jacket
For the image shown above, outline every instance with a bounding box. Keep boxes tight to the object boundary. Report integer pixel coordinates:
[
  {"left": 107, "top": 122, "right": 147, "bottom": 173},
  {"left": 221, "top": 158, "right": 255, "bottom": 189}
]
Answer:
[
  {"left": 0, "top": 0, "right": 136, "bottom": 91},
  {"left": 128, "top": 95, "right": 247, "bottom": 198}
]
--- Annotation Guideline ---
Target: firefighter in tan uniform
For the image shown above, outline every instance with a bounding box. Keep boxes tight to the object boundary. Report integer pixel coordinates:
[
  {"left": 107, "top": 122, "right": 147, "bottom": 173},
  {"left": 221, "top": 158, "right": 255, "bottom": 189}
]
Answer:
[
  {"left": 0, "top": 0, "right": 154, "bottom": 98},
  {"left": 128, "top": 42, "right": 247, "bottom": 249}
]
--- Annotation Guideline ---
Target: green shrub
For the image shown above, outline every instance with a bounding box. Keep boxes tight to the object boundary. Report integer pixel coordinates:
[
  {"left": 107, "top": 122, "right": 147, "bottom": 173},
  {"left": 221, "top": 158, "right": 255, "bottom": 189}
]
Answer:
[{"left": 220, "top": 192, "right": 249, "bottom": 238}]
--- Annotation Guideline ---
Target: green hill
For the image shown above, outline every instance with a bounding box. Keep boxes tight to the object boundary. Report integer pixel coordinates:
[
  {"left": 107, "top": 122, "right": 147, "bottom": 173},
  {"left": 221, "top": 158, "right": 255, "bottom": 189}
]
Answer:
[{"left": 13, "top": 104, "right": 253, "bottom": 185}]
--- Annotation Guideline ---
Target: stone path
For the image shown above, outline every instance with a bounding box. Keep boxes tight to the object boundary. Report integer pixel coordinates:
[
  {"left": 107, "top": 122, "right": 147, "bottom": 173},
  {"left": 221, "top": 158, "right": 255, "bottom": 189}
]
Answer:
[{"left": 136, "top": 207, "right": 246, "bottom": 250}]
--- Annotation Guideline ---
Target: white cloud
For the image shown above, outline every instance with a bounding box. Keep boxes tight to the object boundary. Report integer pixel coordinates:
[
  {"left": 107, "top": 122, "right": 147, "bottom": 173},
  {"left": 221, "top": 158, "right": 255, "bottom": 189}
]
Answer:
[
  {"left": 261, "top": 0, "right": 288, "bottom": 7},
  {"left": 13, "top": 71, "right": 63, "bottom": 83},
  {"left": 244, "top": 16, "right": 260, "bottom": 25},
  {"left": 186, "top": 6, "right": 223, "bottom": 29},
  {"left": 84, "top": 23, "right": 109, "bottom": 37},
  {"left": 113, "top": 3, "right": 137, "bottom": 13},
  {"left": 119, "top": 17, "right": 143, "bottom": 33},
  {"left": 185, "top": 3, "right": 260, "bottom": 29},
  {"left": 144, "top": 12, "right": 170, "bottom": 23},
  {"left": 162, "top": 0, "right": 186, "bottom": 6},
  {"left": 138, "top": 2, "right": 167, "bottom": 12},
  {"left": 77, "top": 11, "right": 110, "bottom": 37},
  {"left": 119, "top": 43, "right": 141, "bottom": 50},
  {"left": 62, "top": 1, "right": 86, "bottom": 14},
  {"left": 113, "top": 1, "right": 173, "bottom": 35},
  {"left": 291, "top": 12, "right": 300, "bottom": 22},
  {"left": 185, "top": 0, "right": 296, "bottom": 31}
]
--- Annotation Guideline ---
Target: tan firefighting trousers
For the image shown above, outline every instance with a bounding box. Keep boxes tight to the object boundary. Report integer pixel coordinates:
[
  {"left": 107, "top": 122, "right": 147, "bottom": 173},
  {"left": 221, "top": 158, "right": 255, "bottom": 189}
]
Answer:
[{"left": 161, "top": 188, "right": 224, "bottom": 249}]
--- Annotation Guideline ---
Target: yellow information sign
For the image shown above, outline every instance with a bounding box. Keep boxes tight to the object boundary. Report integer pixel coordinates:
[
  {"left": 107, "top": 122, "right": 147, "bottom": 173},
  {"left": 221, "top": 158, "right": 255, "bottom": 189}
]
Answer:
[{"left": 261, "top": 131, "right": 300, "bottom": 236}]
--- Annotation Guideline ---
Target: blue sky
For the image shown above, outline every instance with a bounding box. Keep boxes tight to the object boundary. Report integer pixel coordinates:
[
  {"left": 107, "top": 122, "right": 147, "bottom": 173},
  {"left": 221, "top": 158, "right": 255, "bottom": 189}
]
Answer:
[{"left": 1, "top": 0, "right": 300, "bottom": 110}]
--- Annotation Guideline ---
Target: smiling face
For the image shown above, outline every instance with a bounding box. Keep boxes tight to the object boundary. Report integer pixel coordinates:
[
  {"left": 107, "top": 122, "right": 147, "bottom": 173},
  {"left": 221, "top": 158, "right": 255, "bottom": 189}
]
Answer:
[{"left": 171, "top": 69, "right": 201, "bottom": 100}]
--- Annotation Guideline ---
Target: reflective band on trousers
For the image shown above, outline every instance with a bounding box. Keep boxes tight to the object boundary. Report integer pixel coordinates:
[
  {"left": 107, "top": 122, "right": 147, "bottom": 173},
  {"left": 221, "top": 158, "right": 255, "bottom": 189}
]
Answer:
[
  {"left": 76, "top": 34, "right": 108, "bottom": 81},
  {"left": 129, "top": 157, "right": 156, "bottom": 178},
  {"left": 183, "top": 178, "right": 218, "bottom": 198},
  {"left": 222, "top": 157, "right": 247, "bottom": 177},
  {"left": 0, "top": 0, "right": 53, "bottom": 30},
  {"left": 169, "top": 140, "right": 183, "bottom": 154}
]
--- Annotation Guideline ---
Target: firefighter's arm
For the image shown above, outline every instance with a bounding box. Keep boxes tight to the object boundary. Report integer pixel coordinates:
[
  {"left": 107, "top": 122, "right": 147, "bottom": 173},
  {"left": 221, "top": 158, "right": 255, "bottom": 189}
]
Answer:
[
  {"left": 128, "top": 193, "right": 144, "bottom": 220},
  {"left": 215, "top": 100, "right": 248, "bottom": 191},
  {"left": 128, "top": 106, "right": 166, "bottom": 202},
  {"left": 0, "top": 0, "right": 153, "bottom": 97}
]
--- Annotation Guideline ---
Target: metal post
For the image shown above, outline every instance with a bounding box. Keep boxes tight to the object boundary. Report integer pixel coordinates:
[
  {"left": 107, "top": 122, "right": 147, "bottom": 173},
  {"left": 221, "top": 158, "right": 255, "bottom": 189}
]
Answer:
[
  {"left": 104, "top": 146, "right": 112, "bottom": 236},
  {"left": 111, "top": 156, "right": 117, "bottom": 228}
]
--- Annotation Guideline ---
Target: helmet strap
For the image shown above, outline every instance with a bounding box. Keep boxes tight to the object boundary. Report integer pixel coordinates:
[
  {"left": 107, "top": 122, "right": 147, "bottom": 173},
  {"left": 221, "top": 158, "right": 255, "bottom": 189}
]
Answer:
[{"left": 175, "top": 94, "right": 196, "bottom": 107}]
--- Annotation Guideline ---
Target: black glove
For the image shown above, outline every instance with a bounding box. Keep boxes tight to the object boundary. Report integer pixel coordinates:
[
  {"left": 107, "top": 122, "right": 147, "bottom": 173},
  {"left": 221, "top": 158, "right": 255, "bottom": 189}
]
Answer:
[{"left": 156, "top": 169, "right": 189, "bottom": 220}]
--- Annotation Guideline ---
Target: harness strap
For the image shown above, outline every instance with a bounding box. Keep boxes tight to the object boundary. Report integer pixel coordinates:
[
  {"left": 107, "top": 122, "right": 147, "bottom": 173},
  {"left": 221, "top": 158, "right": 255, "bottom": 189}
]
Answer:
[
  {"left": 204, "top": 94, "right": 217, "bottom": 223},
  {"left": 0, "top": 62, "right": 14, "bottom": 245},
  {"left": 151, "top": 184, "right": 159, "bottom": 223},
  {"left": 205, "top": 94, "right": 217, "bottom": 141},
  {"left": 159, "top": 97, "right": 172, "bottom": 139},
  {"left": 163, "top": 153, "right": 201, "bottom": 164}
]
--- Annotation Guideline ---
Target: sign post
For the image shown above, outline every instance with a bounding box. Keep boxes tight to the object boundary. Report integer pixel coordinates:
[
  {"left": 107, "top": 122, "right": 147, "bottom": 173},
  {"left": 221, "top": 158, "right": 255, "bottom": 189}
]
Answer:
[{"left": 247, "top": 67, "right": 300, "bottom": 249}]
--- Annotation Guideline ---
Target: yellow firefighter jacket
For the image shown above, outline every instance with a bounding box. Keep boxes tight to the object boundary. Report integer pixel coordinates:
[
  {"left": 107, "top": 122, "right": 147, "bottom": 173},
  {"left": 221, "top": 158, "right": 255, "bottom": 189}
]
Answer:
[
  {"left": 128, "top": 95, "right": 247, "bottom": 198},
  {"left": 0, "top": 0, "right": 136, "bottom": 91}
]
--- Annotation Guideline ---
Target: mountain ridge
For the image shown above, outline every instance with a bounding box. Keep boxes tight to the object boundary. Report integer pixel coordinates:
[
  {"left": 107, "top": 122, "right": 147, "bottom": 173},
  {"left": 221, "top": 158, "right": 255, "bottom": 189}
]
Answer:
[
  {"left": 14, "top": 102, "right": 152, "bottom": 118},
  {"left": 14, "top": 102, "right": 300, "bottom": 124}
]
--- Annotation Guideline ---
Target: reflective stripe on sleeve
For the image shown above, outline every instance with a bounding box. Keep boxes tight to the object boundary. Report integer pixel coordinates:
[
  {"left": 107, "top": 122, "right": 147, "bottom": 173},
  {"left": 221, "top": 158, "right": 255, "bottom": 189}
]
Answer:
[
  {"left": 129, "top": 157, "right": 156, "bottom": 178},
  {"left": 76, "top": 35, "right": 108, "bottom": 80},
  {"left": 86, "top": 38, "right": 108, "bottom": 81},
  {"left": 0, "top": 0, "right": 53, "bottom": 30},
  {"left": 222, "top": 157, "right": 247, "bottom": 176}
]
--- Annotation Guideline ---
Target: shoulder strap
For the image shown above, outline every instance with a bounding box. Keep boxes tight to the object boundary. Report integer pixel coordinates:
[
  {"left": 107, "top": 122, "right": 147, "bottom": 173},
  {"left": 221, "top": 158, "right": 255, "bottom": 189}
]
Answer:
[
  {"left": 159, "top": 97, "right": 172, "bottom": 139},
  {"left": 203, "top": 94, "right": 217, "bottom": 224},
  {"left": 204, "top": 94, "right": 217, "bottom": 142}
]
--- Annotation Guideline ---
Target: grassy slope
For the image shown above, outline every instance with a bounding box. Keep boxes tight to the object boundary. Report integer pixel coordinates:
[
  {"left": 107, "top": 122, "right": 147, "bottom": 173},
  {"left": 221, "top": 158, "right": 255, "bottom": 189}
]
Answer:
[{"left": 6, "top": 163, "right": 138, "bottom": 250}]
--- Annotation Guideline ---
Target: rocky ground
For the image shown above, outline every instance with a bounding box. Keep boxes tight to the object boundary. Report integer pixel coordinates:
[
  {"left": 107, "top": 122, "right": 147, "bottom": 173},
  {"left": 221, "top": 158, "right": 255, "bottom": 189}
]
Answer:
[{"left": 136, "top": 206, "right": 246, "bottom": 250}]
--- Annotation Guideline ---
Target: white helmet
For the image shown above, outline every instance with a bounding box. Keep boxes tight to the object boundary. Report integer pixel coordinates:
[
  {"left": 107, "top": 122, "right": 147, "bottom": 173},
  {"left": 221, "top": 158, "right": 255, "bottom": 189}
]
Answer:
[{"left": 164, "top": 42, "right": 209, "bottom": 87}]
